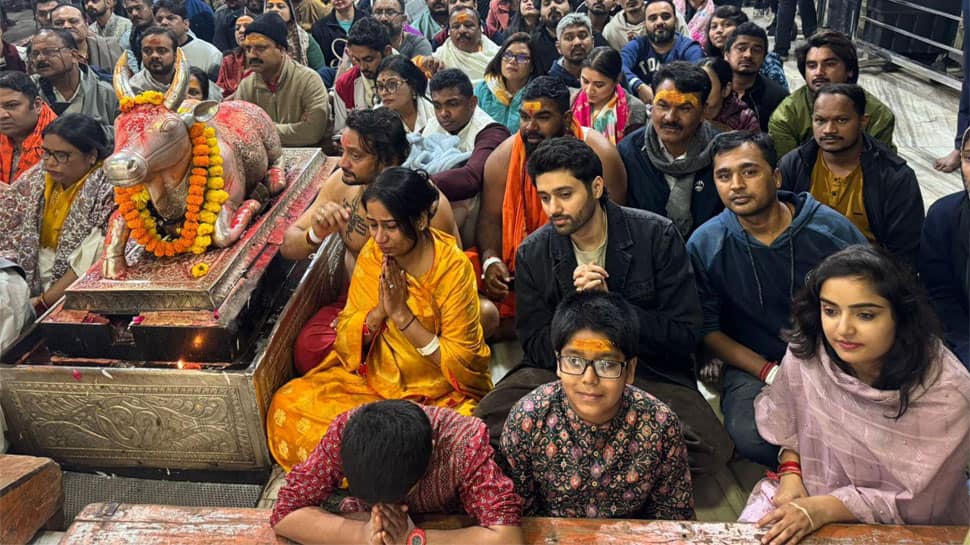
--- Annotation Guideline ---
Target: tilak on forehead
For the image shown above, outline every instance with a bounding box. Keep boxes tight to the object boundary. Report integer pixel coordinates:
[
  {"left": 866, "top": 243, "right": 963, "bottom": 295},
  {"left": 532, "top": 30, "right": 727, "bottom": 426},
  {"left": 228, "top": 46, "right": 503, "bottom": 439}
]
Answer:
[
  {"left": 569, "top": 338, "right": 615, "bottom": 353},
  {"left": 453, "top": 11, "right": 473, "bottom": 23},
  {"left": 523, "top": 100, "right": 542, "bottom": 113},
  {"left": 244, "top": 34, "right": 274, "bottom": 46},
  {"left": 653, "top": 89, "right": 701, "bottom": 109}
]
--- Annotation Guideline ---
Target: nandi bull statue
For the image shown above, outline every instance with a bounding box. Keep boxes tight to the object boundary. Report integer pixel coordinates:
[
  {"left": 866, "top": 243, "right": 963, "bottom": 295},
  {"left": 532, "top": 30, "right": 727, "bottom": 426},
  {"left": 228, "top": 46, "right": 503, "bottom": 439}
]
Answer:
[{"left": 101, "top": 49, "right": 285, "bottom": 279}]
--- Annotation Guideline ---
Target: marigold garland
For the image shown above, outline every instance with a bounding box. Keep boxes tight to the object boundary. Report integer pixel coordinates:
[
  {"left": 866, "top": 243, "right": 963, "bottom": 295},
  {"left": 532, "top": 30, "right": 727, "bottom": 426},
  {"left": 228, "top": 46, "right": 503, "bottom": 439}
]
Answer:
[{"left": 114, "top": 94, "right": 231, "bottom": 258}]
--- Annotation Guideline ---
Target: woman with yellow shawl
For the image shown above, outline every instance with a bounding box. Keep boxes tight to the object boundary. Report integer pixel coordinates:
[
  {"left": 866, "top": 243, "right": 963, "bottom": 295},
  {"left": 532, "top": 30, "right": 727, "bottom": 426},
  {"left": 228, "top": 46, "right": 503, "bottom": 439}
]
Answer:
[{"left": 268, "top": 167, "right": 493, "bottom": 471}]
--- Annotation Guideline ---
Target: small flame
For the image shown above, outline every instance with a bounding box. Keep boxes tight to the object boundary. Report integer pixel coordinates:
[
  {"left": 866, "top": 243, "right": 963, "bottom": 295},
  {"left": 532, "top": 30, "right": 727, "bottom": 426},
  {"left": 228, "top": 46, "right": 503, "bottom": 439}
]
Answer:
[{"left": 177, "top": 359, "right": 185, "bottom": 369}]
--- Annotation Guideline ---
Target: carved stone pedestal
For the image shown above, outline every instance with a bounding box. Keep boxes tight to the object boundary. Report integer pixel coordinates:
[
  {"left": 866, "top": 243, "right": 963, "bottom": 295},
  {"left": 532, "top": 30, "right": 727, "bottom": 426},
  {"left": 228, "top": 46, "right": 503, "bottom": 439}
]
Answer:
[{"left": 0, "top": 152, "right": 345, "bottom": 473}]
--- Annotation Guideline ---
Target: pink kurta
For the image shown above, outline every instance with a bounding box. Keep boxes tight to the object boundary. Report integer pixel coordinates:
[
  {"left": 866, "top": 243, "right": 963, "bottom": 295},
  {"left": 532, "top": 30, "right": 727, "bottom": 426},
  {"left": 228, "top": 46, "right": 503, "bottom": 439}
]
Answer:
[{"left": 754, "top": 345, "right": 970, "bottom": 525}]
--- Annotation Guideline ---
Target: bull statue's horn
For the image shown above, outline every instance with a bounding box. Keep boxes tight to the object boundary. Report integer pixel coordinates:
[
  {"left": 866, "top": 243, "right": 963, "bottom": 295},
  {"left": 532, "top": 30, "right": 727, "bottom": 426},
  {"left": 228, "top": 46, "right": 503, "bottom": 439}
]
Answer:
[
  {"left": 113, "top": 51, "right": 136, "bottom": 101},
  {"left": 163, "top": 48, "right": 190, "bottom": 111}
]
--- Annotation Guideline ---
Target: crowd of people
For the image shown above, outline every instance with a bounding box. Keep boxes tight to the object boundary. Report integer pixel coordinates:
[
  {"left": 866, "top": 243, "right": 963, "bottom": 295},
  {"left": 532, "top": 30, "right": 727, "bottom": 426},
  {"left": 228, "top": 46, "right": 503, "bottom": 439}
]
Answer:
[{"left": 0, "top": 0, "right": 969, "bottom": 543}]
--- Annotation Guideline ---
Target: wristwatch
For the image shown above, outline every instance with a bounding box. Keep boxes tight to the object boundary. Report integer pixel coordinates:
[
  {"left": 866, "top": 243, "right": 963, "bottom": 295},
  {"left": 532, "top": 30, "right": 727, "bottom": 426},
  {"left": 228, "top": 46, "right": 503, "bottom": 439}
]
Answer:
[{"left": 406, "top": 527, "right": 426, "bottom": 545}]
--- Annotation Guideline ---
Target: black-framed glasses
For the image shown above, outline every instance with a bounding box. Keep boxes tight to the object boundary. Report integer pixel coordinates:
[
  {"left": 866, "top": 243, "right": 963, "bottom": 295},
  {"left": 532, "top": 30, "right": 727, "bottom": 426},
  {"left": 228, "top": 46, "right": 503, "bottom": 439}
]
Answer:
[
  {"left": 28, "top": 47, "right": 69, "bottom": 60},
  {"left": 41, "top": 147, "right": 73, "bottom": 164},
  {"left": 376, "top": 78, "right": 406, "bottom": 94},
  {"left": 502, "top": 52, "right": 531, "bottom": 64},
  {"left": 557, "top": 354, "right": 628, "bottom": 379},
  {"left": 373, "top": 9, "right": 402, "bottom": 17}
]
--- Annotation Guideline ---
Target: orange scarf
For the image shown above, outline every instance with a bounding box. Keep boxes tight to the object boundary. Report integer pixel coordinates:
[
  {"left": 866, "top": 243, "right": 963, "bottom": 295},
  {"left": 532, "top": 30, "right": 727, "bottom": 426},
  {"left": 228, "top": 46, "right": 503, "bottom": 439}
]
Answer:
[
  {"left": 501, "top": 122, "right": 584, "bottom": 270},
  {"left": 0, "top": 103, "right": 57, "bottom": 185}
]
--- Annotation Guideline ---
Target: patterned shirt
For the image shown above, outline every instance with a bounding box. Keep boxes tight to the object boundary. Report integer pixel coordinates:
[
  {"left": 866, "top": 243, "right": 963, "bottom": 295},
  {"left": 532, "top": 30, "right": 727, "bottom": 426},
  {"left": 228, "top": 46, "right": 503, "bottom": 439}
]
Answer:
[
  {"left": 500, "top": 382, "right": 694, "bottom": 519},
  {"left": 270, "top": 404, "right": 523, "bottom": 527},
  {"left": 88, "top": 13, "right": 132, "bottom": 42}
]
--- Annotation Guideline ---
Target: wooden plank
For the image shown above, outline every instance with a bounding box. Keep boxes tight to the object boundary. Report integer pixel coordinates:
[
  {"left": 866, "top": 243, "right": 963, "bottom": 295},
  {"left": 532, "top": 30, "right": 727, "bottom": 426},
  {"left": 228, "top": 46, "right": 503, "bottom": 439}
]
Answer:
[
  {"left": 58, "top": 504, "right": 968, "bottom": 545},
  {"left": 0, "top": 455, "right": 63, "bottom": 545}
]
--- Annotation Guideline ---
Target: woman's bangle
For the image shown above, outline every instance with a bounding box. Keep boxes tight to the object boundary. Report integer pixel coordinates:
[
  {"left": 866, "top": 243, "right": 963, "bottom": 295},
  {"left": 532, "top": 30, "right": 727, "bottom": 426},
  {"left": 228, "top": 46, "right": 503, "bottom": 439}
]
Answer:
[
  {"left": 399, "top": 314, "right": 417, "bottom": 332},
  {"left": 306, "top": 227, "right": 323, "bottom": 246},
  {"left": 759, "top": 361, "right": 779, "bottom": 383},
  {"left": 38, "top": 292, "right": 49, "bottom": 310},
  {"left": 417, "top": 335, "right": 440, "bottom": 356}
]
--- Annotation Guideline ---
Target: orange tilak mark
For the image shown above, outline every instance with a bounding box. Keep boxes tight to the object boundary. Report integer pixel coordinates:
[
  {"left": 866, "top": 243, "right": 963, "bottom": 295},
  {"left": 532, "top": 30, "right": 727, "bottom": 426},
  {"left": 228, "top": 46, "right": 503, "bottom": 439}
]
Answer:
[
  {"left": 569, "top": 339, "right": 614, "bottom": 353},
  {"left": 653, "top": 89, "right": 701, "bottom": 109},
  {"left": 523, "top": 100, "right": 542, "bottom": 113}
]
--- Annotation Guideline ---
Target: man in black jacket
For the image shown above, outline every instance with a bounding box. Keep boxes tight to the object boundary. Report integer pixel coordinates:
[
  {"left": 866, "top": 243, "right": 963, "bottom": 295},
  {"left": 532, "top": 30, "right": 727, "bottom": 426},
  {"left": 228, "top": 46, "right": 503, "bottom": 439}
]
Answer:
[
  {"left": 724, "top": 22, "right": 788, "bottom": 132},
  {"left": 473, "top": 137, "right": 733, "bottom": 476},
  {"left": 778, "top": 83, "right": 924, "bottom": 268},
  {"left": 311, "top": 0, "right": 370, "bottom": 70}
]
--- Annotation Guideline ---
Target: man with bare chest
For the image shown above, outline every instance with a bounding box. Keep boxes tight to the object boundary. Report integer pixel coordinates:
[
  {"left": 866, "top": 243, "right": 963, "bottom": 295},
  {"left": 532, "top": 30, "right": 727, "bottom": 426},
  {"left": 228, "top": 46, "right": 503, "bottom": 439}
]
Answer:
[{"left": 281, "top": 108, "right": 460, "bottom": 373}]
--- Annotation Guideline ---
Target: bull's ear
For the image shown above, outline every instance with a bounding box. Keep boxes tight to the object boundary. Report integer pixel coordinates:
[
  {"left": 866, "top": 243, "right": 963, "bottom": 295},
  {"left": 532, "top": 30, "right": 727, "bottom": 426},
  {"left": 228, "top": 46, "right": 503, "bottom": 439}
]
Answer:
[{"left": 193, "top": 101, "right": 220, "bottom": 123}]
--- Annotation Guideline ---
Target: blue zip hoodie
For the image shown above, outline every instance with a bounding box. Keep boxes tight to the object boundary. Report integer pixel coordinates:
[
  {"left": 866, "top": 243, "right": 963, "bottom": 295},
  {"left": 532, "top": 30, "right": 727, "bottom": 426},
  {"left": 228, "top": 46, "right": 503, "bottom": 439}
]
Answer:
[
  {"left": 620, "top": 33, "right": 704, "bottom": 96},
  {"left": 687, "top": 191, "right": 868, "bottom": 361}
]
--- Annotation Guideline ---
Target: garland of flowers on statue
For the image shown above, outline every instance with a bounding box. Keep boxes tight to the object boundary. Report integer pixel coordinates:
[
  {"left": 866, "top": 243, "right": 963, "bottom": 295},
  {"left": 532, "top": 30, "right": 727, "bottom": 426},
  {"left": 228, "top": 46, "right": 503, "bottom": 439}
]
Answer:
[{"left": 114, "top": 91, "right": 230, "bottom": 258}]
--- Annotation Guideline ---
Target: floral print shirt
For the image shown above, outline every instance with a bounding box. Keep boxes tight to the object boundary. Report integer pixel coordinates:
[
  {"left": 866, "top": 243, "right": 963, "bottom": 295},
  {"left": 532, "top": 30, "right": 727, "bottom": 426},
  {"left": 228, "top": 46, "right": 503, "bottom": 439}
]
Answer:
[{"left": 500, "top": 382, "right": 694, "bottom": 519}]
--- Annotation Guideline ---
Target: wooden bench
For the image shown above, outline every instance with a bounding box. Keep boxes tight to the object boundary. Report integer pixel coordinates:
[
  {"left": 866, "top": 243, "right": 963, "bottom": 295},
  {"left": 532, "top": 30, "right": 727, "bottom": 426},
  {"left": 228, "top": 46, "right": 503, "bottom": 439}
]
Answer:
[
  {"left": 58, "top": 503, "right": 968, "bottom": 544},
  {"left": 0, "top": 454, "right": 63, "bottom": 545}
]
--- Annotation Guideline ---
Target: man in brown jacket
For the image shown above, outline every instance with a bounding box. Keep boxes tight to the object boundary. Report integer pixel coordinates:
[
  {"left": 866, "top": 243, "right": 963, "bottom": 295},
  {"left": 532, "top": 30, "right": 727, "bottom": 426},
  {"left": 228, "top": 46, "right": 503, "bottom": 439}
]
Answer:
[{"left": 234, "top": 12, "right": 331, "bottom": 147}]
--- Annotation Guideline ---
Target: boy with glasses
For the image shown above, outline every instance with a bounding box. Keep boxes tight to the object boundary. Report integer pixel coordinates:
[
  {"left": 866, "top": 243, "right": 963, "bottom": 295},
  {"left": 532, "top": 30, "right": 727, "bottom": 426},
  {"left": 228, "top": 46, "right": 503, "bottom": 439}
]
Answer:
[{"left": 500, "top": 290, "right": 694, "bottom": 519}]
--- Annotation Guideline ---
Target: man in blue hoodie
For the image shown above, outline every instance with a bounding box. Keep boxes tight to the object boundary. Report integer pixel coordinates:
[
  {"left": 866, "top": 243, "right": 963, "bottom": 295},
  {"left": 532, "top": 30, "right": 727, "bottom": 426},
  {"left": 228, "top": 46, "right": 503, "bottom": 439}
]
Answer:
[
  {"left": 620, "top": 0, "right": 702, "bottom": 104},
  {"left": 687, "top": 130, "right": 866, "bottom": 467}
]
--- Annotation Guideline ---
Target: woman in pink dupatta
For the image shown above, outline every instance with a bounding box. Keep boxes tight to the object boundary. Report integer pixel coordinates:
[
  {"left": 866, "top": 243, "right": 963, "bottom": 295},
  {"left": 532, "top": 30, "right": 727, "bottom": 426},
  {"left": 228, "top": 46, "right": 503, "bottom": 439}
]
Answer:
[
  {"left": 742, "top": 245, "right": 970, "bottom": 544},
  {"left": 572, "top": 47, "right": 645, "bottom": 145}
]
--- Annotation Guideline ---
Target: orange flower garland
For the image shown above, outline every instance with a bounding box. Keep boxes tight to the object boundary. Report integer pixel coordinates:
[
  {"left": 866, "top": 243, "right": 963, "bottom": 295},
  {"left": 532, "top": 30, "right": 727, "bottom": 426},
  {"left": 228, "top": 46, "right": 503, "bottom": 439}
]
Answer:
[{"left": 114, "top": 93, "right": 230, "bottom": 257}]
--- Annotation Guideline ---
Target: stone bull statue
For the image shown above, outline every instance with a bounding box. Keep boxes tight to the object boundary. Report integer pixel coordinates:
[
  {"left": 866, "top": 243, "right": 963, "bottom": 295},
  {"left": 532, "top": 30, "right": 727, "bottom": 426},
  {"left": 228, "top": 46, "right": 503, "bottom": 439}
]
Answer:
[{"left": 101, "top": 49, "right": 285, "bottom": 279}]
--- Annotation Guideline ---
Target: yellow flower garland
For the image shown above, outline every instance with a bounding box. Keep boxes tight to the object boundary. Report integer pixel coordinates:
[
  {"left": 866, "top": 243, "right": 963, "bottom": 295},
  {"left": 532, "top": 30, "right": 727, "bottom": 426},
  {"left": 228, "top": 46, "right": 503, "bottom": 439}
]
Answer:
[{"left": 114, "top": 92, "right": 231, "bottom": 258}]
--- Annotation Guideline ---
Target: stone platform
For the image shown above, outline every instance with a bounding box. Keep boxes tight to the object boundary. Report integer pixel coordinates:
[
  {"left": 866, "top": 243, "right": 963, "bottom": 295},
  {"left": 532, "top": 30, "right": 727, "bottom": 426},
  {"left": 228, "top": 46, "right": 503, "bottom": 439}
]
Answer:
[{"left": 0, "top": 152, "right": 347, "bottom": 473}]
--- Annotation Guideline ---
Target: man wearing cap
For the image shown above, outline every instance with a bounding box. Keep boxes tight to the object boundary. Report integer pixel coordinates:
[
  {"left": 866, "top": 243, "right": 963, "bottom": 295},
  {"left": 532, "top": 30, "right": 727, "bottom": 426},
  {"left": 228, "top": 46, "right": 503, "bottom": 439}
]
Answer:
[{"left": 234, "top": 12, "right": 331, "bottom": 147}]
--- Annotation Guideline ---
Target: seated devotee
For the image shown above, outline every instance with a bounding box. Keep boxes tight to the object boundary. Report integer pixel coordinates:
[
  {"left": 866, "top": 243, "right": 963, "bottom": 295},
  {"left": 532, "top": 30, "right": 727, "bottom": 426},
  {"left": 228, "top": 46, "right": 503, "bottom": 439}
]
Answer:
[
  {"left": 723, "top": 22, "right": 788, "bottom": 132},
  {"left": 426, "top": 7, "right": 499, "bottom": 84},
  {"left": 0, "top": 113, "right": 116, "bottom": 348},
  {"left": 778, "top": 84, "right": 923, "bottom": 268},
  {"left": 573, "top": 46, "right": 646, "bottom": 144},
  {"left": 263, "top": 0, "right": 325, "bottom": 70},
  {"left": 311, "top": 0, "right": 369, "bottom": 72},
  {"left": 86, "top": 0, "right": 132, "bottom": 42},
  {"left": 1, "top": 19, "right": 26, "bottom": 73},
  {"left": 423, "top": 69, "right": 511, "bottom": 242},
  {"left": 486, "top": 0, "right": 513, "bottom": 37},
  {"left": 698, "top": 57, "right": 759, "bottom": 132},
  {"left": 704, "top": 5, "right": 788, "bottom": 91},
  {"left": 687, "top": 130, "right": 866, "bottom": 468},
  {"left": 333, "top": 17, "right": 391, "bottom": 136},
  {"left": 213, "top": 0, "right": 245, "bottom": 52},
  {"left": 234, "top": 12, "right": 331, "bottom": 147},
  {"left": 501, "top": 291, "right": 694, "bottom": 519},
  {"left": 270, "top": 400, "right": 524, "bottom": 544},
  {"left": 216, "top": 14, "right": 252, "bottom": 96},
  {"left": 742, "top": 245, "right": 970, "bottom": 541},
  {"left": 602, "top": 0, "right": 646, "bottom": 52},
  {"left": 475, "top": 76, "right": 627, "bottom": 334},
  {"left": 672, "top": 0, "right": 713, "bottom": 48},
  {"left": 51, "top": 3, "right": 123, "bottom": 74},
  {"left": 769, "top": 31, "right": 894, "bottom": 158},
  {"left": 413, "top": 0, "right": 450, "bottom": 44},
  {"left": 474, "top": 33, "right": 542, "bottom": 133},
  {"left": 422, "top": 0, "right": 482, "bottom": 51},
  {"left": 546, "top": 13, "right": 594, "bottom": 90},
  {"left": 919, "top": 128, "right": 970, "bottom": 367},
  {"left": 187, "top": 65, "right": 220, "bottom": 100},
  {"left": 0, "top": 72, "right": 57, "bottom": 185},
  {"left": 282, "top": 109, "right": 461, "bottom": 372},
  {"left": 497, "top": 0, "right": 539, "bottom": 42},
  {"left": 129, "top": 27, "right": 180, "bottom": 93},
  {"left": 376, "top": 55, "right": 435, "bottom": 133},
  {"left": 154, "top": 0, "right": 223, "bottom": 81},
  {"left": 617, "top": 62, "right": 721, "bottom": 238},
  {"left": 374, "top": 0, "right": 433, "bottom": 59},
  {"left": 120, "top": 0, "right": 156, "bottom": 74},
  {"left": 621, "top": 0, "right": 703, "bottom": 105},
  {"left": 29, "top": 28, "right": 119, "bottom": 143},
  {"left": 267, "top": 168, "right": 491, "bottom": 470},
  {"left": 479, "top": 136, "right": 731, "bottom": 477}
]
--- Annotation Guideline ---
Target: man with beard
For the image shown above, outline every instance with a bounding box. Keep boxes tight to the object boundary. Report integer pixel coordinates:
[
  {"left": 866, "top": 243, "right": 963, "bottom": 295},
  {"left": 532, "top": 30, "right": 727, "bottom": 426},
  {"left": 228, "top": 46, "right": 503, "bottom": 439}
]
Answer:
[
  {"left": 33, "top": 0, "right": 59, "bottom": 30},
  {"left": 29, "top": 28, "right": 118, "bottom": 142},
  {"left": 129, "top": 27, "right": 180, "bottom": 93},
  {"left": 686, "top": 130, "right": 865, "bottom": 468},
  {"left": 235, "top": 12, "right": 330, "bottom": 147},
  {"left": 413, "top": 0, "right": 449, "bottom": 43},
  {"left": 778, "top": 83, "right": 923, "bottom": 268},
  {"left": 723, "top": 22, "right": 787, "bottom": 132},
  {"left": 85, "top": 0, "right": 132, "bottom": 41},
  {"left": 51, "top": 4, "right": 123, "bottom": 73},
  {"left": 618, "top": 61, "right": 720, "bottom": 239},
  {"left": 769, "top": 31, "right": 894, "bottom": 158},
  {"left": 373, "top": 0, "right": 432, "bottom": 58},
  {"left": 281, "top": 108, "right": 460, "bottom": 371},
  {"left": 121, "top": 0, "right": 155, "bottom": 73},
  {"left": 621, "top": 0, "right": 702, "bottom": 104},
  {"left": 0, "top": 71, "right": 58, "bottom": 185},
  {"left": 473, "top": 76, "right": 626, "bottom": 338},
  {"left": 311, "top": 0, "right": 369, "bottom": 71},
  {"left": 213, "top": 0, "right": 245, "bottom": 52},
  {"left": 484, "top": 135, "right": 733, "bottom": 481},
  {"left": 531, "top": 0, "right": 607, "bottom": 73},
  {"left": 580, "top": 0, "right": 615, "bottom": 34},
  {"left": 547, "top": 13, "right": 594, "bottom": 89},
  {"left": 154, "top": 0, "right": 223, "bottom": 81},
  {"left": 429, "top": 7, "right": 499, "bottom": 83},
  {"left": 333, "top": 17, "right": 390, "bottom": 136},
  {"left": 919, "top": 127, "right": 970, "bottom": 367},
  {"left": 604, "top": 0, "right": 686, "bottom": 58}
]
